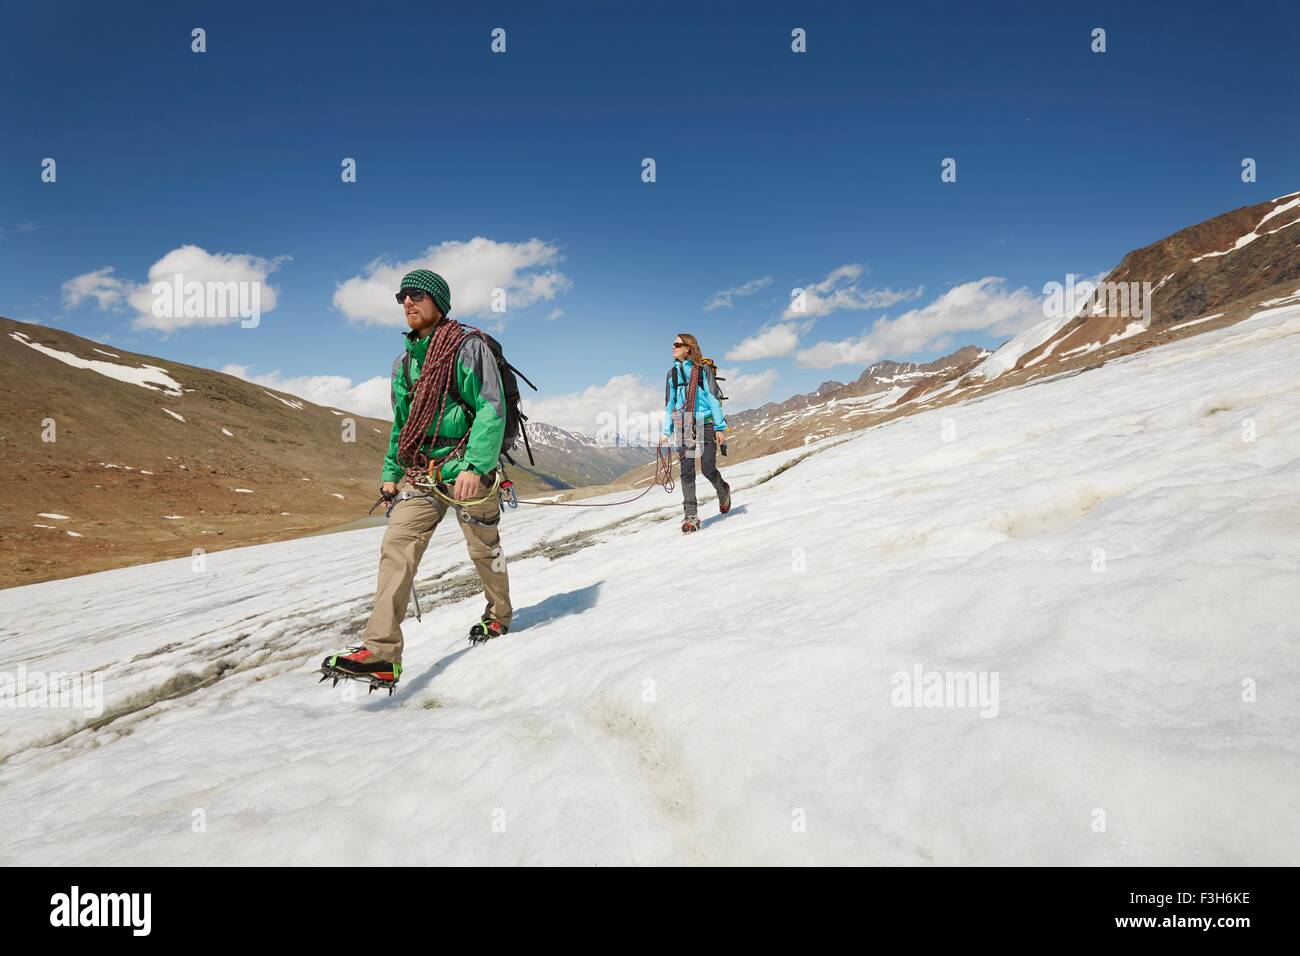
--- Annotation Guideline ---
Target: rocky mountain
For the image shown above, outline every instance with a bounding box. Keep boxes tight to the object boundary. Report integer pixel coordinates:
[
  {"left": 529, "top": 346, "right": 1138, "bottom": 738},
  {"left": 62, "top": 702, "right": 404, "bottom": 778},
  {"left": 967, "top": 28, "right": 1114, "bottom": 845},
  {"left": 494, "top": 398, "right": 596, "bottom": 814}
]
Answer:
[
  {"left": 714, "top": 345, "right": 991, "bottom": 459},
  {"left": 509, "top": 420, "right": 654, "bottom": 488},
  {"left": 613, "top": 189, "right": 1300, "bottom": 486},
  {"left": 0, "top": 317, "right": 647, "bottom": 587},
  {"left": 969, "top": 190, "right": 1300, "bottom": 383}
]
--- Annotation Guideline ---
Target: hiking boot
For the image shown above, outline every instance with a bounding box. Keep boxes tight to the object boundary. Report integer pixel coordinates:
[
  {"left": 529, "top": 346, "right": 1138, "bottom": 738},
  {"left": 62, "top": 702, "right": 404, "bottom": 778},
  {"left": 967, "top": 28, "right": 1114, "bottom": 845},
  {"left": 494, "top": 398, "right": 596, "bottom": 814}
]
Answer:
[
  {"left": 681, "top": 516, "right": 701, "bottom": 533},
  {"left": 718, "top": 485, "right": 732, "bottom": 514}
]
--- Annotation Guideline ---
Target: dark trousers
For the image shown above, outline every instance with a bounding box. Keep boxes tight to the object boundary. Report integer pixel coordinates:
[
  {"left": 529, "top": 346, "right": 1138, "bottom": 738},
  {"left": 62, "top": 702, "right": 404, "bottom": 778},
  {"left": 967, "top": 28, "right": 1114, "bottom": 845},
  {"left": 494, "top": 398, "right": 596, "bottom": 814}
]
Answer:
[{"left": 677, "top": 420, "right": 729, "bottom": 518}]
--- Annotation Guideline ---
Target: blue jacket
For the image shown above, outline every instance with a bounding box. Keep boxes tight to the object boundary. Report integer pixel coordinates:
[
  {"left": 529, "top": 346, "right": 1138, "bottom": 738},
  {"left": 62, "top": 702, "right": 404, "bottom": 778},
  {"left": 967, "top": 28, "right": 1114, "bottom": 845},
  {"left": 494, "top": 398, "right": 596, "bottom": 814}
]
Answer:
[{"left": 662, "top": 359, "right": 728, "bottom": 437}]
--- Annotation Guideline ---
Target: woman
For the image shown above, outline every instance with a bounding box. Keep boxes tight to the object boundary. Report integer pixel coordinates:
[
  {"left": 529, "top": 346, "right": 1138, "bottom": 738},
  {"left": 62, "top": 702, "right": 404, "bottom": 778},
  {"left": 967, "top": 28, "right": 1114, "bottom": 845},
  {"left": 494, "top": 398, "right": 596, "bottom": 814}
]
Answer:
[{"left": 659, "top": 333, "right": 733, "bottom": 533}]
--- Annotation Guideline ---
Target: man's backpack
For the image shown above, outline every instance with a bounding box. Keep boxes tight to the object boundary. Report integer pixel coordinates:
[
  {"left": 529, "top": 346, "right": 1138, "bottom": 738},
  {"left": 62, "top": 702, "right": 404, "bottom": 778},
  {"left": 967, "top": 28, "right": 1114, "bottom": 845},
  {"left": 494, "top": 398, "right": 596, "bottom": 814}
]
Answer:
[
  {"left": 665, "top": 357, "right": 727, "bottom": 405},
  {"left": 402, "top": 330, "right": 538, "bottom": 466}
]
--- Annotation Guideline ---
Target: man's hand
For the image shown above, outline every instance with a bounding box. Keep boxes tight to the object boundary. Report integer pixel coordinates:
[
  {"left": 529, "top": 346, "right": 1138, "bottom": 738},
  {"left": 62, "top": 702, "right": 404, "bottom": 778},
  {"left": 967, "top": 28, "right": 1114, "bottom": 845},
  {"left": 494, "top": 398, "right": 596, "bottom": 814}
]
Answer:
[
  {"left": 453, "top": 469, "right": 483, "bottom": 501},
  {"left": 380, "top": 481, "right": 398, "bottom": 499}
]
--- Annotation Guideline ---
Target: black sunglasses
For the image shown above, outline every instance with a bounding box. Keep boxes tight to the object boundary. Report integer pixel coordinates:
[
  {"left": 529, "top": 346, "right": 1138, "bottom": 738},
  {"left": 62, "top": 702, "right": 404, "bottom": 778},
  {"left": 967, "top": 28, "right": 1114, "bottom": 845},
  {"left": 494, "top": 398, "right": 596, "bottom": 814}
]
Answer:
[
  {"left": 672, "top": 341, "right": 686, "bottom": 348},
  {"left": 396, "top": 289, "right": 428, "bottom": 304}
]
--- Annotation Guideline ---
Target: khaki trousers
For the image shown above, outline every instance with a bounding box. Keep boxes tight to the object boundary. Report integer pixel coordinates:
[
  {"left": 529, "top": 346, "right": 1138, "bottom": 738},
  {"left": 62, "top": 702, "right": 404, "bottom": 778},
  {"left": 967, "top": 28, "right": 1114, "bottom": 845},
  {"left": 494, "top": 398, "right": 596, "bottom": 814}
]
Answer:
[{"left": 361, "top": 475, "right": 512, "bottom": 664}]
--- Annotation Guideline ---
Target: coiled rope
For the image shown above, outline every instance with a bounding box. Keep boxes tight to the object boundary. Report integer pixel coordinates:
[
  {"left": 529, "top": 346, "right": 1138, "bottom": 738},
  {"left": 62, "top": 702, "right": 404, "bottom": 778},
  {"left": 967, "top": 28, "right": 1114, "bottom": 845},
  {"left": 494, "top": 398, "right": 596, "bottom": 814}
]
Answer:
[{"left": 511, "top": 442, "right": 677, "bottom": 508}]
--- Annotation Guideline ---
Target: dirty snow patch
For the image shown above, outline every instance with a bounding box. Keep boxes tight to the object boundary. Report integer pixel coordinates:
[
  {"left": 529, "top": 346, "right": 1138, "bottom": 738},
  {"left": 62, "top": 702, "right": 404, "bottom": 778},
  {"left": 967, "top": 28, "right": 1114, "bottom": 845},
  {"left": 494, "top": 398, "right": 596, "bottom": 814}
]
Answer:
[
  {"left": 1191, "top": 196, "right": 1300, "bottom": 262},
  {"left": 264, "top": 391, "right": 305, "bottom": 411},
  {"left": 1169, "top": 313, "right": 1225, "bottom": 332},
  {"left": 1260, "top": 289, "right": 1300, "bottom": 308},
  {"left": 1106, "top": 321, "right": 1147, "bottom": 345}
]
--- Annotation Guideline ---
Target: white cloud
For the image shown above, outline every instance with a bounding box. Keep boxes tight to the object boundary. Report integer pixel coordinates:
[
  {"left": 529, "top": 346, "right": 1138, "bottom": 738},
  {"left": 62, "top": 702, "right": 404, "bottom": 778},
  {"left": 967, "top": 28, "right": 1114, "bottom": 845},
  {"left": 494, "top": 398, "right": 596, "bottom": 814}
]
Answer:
[
  {"left": 63, "top": 246, "right": 287, "bottom": 332},
  {"left": 705, "top": 275, "right": 773, "bottom": 311},
  {"left": 526, "top": 373, "right": 665, "bottom": 441},
  {"left": 715, "top": 367, "right": 779, "bottom": 410},
  {"left": 222, "top": 365, "right": 393, "bottom": 420},
  {"left": 63, "top": 267, "right": 133, "bottom": 310},
  {"left": 334, "top": 237, "right": 572, "bottom": 326},
  {"left": 725, "top": 320, "right": 812, "bottom": 361},
  {"left": 794, "top": 277, "right": 1043, "bottom": 369},
  {"left": 720, "top": 265, "right": 924, "bottom": 362},
  {"left": 546, "top": 308, "right": 565, "bottom": 321},
  {"left": 784, "top": 263, "right": 923, "bottom": 320}
]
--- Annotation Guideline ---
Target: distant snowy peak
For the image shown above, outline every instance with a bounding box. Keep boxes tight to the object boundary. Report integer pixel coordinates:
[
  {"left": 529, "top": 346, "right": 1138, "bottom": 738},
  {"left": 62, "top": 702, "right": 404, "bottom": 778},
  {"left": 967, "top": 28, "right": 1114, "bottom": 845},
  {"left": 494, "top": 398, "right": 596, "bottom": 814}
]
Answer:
[
  {"left": 526, "top": 420, "right": 654, "bottom": 450},
  {"left": 856, "top": 359, "right": 923, "bottom": 386},
  {"left": 726, "top": 344, "right": 988, "bottom": 454},
  {"left": 525, "top": 421, "right": 596, "bottom": 448}
]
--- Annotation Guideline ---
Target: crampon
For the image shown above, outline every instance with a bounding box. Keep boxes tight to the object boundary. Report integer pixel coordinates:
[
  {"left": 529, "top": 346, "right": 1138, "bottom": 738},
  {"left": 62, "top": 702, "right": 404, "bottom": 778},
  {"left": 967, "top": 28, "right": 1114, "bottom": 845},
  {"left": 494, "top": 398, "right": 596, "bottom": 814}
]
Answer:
[
  {"left": 468, "top": 618, "right": 509, "bottom": 647},
  {"left": 318, "top": 646, "right": 402, "bottom": 696}
]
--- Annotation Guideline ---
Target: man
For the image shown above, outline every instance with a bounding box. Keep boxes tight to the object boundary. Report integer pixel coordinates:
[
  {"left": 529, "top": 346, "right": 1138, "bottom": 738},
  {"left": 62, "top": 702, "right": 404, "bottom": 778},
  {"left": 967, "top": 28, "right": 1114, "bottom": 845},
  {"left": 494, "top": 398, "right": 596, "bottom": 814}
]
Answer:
[{"left": 321, "top": 269, "right": 512, "bottom": 692}]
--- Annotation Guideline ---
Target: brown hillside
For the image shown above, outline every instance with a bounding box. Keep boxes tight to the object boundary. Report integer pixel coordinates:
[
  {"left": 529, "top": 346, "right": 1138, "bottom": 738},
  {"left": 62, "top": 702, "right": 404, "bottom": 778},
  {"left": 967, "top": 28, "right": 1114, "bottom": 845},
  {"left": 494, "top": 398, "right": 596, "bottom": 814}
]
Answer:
[{"left": 0, "top": 317, "right": 562, "bottom": 588}]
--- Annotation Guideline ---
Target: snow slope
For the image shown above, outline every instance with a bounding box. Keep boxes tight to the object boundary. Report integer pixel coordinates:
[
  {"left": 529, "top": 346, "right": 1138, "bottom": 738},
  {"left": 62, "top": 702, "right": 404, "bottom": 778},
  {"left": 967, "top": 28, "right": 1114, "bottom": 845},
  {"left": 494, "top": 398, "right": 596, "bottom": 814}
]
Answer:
[
  {"left": 3, "top": 307, "right": 1300, "bottom": 865},
  {"left": 968, "top": 311, "right": 1077, "bottom": 382}
]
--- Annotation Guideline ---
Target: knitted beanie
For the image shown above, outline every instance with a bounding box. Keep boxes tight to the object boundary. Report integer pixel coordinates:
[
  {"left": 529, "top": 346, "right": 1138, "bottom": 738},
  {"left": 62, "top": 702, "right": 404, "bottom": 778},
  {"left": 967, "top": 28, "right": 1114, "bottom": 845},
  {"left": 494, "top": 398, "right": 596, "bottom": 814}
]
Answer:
[{"left": 399, "top": 269, "right": 451, "bottom": 316}]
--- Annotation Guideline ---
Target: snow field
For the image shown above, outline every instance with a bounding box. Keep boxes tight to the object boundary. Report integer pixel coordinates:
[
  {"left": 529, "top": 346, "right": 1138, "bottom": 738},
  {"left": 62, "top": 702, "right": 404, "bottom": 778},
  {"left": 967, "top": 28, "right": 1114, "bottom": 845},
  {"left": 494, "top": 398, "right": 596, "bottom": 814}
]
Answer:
[{"left": 2, "top": 306, "right": 1298, "bottom": 865}]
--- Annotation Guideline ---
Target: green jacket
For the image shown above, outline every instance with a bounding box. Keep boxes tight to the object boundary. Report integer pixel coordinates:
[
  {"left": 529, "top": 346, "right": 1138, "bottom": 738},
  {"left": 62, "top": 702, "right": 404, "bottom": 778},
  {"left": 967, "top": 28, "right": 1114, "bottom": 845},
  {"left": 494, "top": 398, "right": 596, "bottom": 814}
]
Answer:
[{"left": 382, "top": 326, "right": 507, "bottom": 483}]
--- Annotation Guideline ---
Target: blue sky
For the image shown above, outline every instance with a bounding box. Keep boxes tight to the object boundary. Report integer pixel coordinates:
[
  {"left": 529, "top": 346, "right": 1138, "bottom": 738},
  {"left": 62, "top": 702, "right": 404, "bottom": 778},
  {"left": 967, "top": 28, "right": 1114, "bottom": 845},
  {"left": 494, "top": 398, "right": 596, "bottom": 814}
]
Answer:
[{"left": 2, "top": 1, "right": 1297, "bottom": 433}]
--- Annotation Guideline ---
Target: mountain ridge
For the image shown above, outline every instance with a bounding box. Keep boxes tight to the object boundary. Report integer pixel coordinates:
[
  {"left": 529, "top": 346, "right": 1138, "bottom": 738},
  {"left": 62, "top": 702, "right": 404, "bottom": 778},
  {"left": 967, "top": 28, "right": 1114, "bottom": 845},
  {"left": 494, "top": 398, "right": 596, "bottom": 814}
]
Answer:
[{"left": 612, "top": 190, "right": 1300, "bottom": 485}]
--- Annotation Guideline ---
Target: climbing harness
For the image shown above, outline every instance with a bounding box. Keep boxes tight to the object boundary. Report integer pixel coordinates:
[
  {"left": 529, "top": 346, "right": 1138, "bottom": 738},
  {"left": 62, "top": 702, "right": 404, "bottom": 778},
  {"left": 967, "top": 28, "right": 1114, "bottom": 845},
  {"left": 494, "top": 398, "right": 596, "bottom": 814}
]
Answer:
[{"left": 368, "top": 466, "right": 503, "bottom": 523}]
